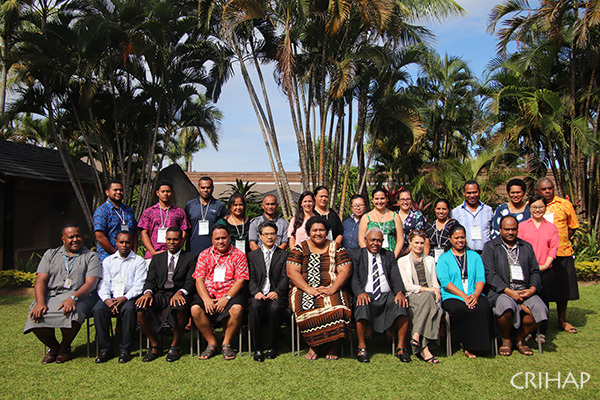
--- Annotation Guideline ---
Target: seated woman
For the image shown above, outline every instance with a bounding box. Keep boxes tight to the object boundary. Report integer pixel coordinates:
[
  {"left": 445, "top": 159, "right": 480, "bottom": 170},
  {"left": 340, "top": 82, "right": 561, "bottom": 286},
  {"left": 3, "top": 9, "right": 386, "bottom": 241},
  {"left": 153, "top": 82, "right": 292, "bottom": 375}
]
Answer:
[
  {"left": 436, "top": 224, "right": 493, "bottom": 358},
  {"left": 358, "top": 187, "right": 404, "bottom": 258},
  {"left": 215, "top": 193, "right": 251, "bottom": 253},
  {"left": 287, "top": 191, "right": 316, "bottom": 249},
  {"left": 287, "top": 216, "right": 352, "bottom": 360},
  {"left": 398, "top": 230, "right": 442, "bottom": 364},
  {"left": 491, "top": 178, "right": 531, "bottom": 239}
]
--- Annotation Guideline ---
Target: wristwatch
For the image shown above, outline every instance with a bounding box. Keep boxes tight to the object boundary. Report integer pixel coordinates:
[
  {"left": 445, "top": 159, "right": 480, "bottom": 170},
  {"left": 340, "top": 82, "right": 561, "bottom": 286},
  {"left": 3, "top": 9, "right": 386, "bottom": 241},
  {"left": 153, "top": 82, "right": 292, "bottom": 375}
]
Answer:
[
  {"left": 225, "top": 295, "right": 231, "bottom": 300},
  {"left": 70, "top": 295, "right": 79, "bottom": 302}
]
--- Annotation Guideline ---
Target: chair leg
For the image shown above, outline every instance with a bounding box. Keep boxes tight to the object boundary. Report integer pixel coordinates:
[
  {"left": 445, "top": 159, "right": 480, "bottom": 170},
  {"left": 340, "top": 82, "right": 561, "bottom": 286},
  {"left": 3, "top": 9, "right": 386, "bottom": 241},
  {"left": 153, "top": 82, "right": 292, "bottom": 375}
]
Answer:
[
  {"left": 290, "top": 313, "right": 295, "bottom": 356},
  {"left": 445, "top": 311, "right": 452, "bottom": 357},
  {"left": 536, "top": 327, "right": 543, "bottom": 355},
  {"left": 139, "top": 326, "right": 144, "bottom": 358},
  {"left": 247, "top": 325, "right": 252, "bottom": 357},
  {"left": 86, "top": 317, "right": 91, "bottom": 358}
]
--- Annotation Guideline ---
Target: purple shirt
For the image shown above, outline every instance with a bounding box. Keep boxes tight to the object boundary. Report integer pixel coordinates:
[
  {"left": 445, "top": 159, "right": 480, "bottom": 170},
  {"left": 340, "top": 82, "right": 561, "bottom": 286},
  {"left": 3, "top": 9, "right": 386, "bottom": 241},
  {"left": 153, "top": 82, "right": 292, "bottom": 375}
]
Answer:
[{"left": 138, "top": 203, "right": 190, "bottom": 258}]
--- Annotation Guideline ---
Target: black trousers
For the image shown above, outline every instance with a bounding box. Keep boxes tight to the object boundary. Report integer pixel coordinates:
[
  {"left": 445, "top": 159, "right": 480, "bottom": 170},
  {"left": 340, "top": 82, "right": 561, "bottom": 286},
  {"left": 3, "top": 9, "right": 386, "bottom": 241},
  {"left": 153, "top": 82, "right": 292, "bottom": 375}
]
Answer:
[
  {"left": 248, "top": 296, "right": 286, "bottom": 351},
  {"left": 93, "top": 298, "right": 137, "bottom": 352}
]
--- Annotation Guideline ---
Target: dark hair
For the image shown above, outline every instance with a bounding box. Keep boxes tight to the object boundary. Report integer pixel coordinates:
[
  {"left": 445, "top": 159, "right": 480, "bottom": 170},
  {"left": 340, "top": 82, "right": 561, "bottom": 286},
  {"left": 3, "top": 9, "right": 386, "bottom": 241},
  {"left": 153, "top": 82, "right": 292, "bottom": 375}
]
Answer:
[
  {"left": 258, "top": 220, "right": 278, "bottom": 235},
  {"left": 292, "top": 191, "right": 315, "bottom": 237},
  {"left": 313, "top": 186, "right": 329, "bottom": 196},
  {"left": 212, "top": 225, "right": 230, "bottom": 237},
  {"left": 434, "top": 198, "right": 452, "bottom": 209},
  {"left": 500, "top": 214, "right": 518, "bottom": 228},
  {"left": 166, "top": 227, "right": 182, "bottom": 235},
  {"left": 528, "top": 194, "right": 546, "bottom": 206},
  {"left": 398, "top": 188, "right": 412, "bottom": 197},
  {"left": 463, "top": 180, "right": 479, "bottom": 190},
  {"left": 198, "top": 176, "right": 214, "bottom": 186},
  {"left": 227, "top": 193, "right": 246, "bottom": 213},
  {"left": 61, "top": 223, "right": 81, "bottom": 235},
  {"left": 116, "top": 230, "right": 132, "bottom": 239},
  {"left": 372, "top": 187, "right": 388, "bottom": 198},
  {"left": 262, "top": 194, "right": 277, "bottom": 203},
  {"left": 350, "top": 194, "right": 367, "bottom": 209},
  {"left": 156, "top": 180, "right": 172, "bottom": 190},
  {"left": 105, "top": 179, "right": 122, "bottom": 190},
  {"left": 305, "top": 216, "right": 330, "bottom": 235},
  {"left": 535, "top": 177, "right": 553, "bottom": 190},
  {"left": 506, "top": 178, "right": 526, "bottom": 193},
  {"left": 448, "top": 224, "right": 466, "bottom": 237}
]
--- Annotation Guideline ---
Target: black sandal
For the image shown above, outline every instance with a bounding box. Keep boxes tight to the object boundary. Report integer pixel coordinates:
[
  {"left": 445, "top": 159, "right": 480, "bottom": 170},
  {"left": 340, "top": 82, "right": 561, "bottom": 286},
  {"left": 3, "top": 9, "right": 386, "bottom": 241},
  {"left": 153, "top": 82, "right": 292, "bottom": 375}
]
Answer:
[
  {"left": 395, "top": 347, "right": 411, "bottom": 363},
  {"left": 222, "top": 344, "right": 236, "bottom": 360},
  {"left": 199, "top": 344, "right": 218, "bottom": 360},
  {"left": 142, "top": 346, "right": 161, "bottom": 362}
]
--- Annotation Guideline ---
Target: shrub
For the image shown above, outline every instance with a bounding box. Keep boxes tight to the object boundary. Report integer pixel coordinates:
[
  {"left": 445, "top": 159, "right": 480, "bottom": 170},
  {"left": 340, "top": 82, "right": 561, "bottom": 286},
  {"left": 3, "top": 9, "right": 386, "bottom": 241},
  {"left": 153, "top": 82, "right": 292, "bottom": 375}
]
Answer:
[
  {"left": 0, "top": 270, "right": 36, "bottom": 289},
  {"left": 575, "top": 261, "right": 600, "bottom": 281}
]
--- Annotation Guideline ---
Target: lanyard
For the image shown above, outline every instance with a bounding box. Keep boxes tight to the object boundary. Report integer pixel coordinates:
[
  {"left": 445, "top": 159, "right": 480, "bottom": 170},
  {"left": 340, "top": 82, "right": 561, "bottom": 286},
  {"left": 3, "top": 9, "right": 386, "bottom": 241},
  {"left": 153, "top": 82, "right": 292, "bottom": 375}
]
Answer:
[
  {"left": 374, "top": 210, "right": 388, "bottom": 231},
  {"left": 211, "top": 250, "right": 232, "bottom": 270},
  {"left": 113, "top": 206, "right": 126, "bottom": 224},
  {"left": 435, "top": 220, "right": 448, "bottom": 247},
  {"left": 199, "top": 198, "right": 212, "bottom": 220},
  {"left": 453, "top": 253, "right": 468, "bottom": 280},
  {"left": 464, "top": 203, "right": 482, "bottom": 224},
  {"left": 502, "top": 244, "right": 520, "bottom": 265},
  {"left": 63, "top": 254, "right": 80, "bottom": 274},
  {"left": 230, "top": 217, "right": 245, "bottom": 238},
  {"left": 159, "top": 206, "right": 170, "bottom": 228}
]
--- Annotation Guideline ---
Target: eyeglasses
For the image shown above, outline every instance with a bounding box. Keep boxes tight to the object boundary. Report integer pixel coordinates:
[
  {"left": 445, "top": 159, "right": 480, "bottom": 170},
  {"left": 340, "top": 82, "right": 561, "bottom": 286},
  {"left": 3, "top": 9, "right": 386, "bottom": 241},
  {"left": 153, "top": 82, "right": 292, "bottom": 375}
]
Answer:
[
  {"left": 530, "top": 206, "right": 546, "bottom": 211},
  {"left": 260, "top": 232, "right": 277, "bottom": 237},
  {"left": 352, "top": 204, "right": 366, "bottom": 209}
]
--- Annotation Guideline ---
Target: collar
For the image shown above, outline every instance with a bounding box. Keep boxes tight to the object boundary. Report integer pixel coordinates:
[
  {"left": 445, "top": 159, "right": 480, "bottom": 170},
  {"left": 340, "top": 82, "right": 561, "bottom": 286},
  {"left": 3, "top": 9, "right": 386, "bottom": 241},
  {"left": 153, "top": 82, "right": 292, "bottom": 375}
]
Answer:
[
  {"left": 153, "top": 202, "right": 173, "bottom": 210},
  {"left": 61, "top": 245, "right": 84, "bottom": 257},
  {"left": 198, "top": 197, "right": 214, "bottom": 206},
  {"left": 350, "top": 214, "right": 361, "bottom": 222},
  {"left": 261, "top": 245, "right": 275, "bottom": 254},
  {"left": 210, "top": 244, "right": 233, "bottom": 257},
  {"left": 106, "top": 198, "right": 122, "bottom": 209},
  {"left": 501, "top": 240, "right": 518, "bottom": 250},
  {"left": 461, "top": 200, "right": 483, "bottom": 211},
  {"left": 167, "top": 249, "right": 182, "bottom": 258},
  {"left": 263, "top": 213, "right": 279, "bottom": 222}
]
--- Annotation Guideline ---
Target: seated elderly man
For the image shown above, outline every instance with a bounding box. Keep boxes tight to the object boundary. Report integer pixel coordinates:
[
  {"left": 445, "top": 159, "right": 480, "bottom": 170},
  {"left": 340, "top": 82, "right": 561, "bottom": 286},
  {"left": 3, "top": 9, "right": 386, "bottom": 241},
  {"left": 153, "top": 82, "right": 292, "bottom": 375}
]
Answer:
[
  {"left": 93, "top": 231, "right": 147, "bottom": 363},
  {"left": 190, "top": 226, "right": 249, "bottom": 360},
  {"left": 482, "top": 215, "right": 549, "bottom": 356},
  {"left": 137, "top": 227, "right": 197, "bottom": 362},
  {"left": 24, "top": 224, "right": 101, "bottom": 364},
  {"left": 350, "top": 227, "right": 410, "bottom": 363}
]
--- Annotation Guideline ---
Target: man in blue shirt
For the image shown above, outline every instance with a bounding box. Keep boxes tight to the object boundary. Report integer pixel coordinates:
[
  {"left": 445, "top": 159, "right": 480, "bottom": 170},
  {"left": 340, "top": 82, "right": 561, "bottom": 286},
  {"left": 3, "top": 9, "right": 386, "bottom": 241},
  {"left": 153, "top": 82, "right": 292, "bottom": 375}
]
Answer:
[
  {"left": 93, "top": 180, "right": 138, "bottom": 261},
  {"left": 342, "top": 194, "right": 367, "bottom": 251},
  {"left": 450, "top": 180, "right": 493, "bottom": 253},
  {"left": 185, "top": 176, "right": 226, "bottom": 256}
]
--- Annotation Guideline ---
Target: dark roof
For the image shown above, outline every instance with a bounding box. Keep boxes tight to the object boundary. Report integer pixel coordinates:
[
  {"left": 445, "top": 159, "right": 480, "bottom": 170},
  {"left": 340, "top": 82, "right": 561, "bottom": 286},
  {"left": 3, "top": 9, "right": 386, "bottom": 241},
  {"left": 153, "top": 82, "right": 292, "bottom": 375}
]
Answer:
[{"left": 0, "top": 140, "right": 95, "bottom": 183}]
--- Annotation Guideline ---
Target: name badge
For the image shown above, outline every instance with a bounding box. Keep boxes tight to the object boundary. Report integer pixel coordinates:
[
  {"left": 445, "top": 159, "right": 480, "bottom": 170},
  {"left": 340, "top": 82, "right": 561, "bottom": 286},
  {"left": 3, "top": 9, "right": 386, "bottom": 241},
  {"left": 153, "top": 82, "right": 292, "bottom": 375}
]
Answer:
[
  {"left": 462, "top": 278, "right": 469, "bottom": 294},
  {"left": 471, "top": 226, "right": 482, "bottom": 240},
  {"left": 544, "top": 213, "right": 555, "bottom": 224},
  {"left": 120, "top": 223, "right": 129, "bottom": 232},
  {"left": 434, "top": 247, "right": 444, "bottom": 262},
  {"left": 327, "top": 231, "right": 333, "bottom": 241},
  {"left": 63, "top": 278, "right": 73, "bottom": 289},
  {"left": 213, "top": 266, "right": 226, "bottom": 282},
  {"left": 510, "top": 264, "right": 525, "bottom": 281},
  {"left": 113, "top": 281, "right": 126, "bottom": 298},
  {"left": 157, "top": 227, "right": 167, "bottom": 243},
  {"left": 198, "top": 220, "right": 209, "bottom": 236},
  {"left": 235, "top": 240, "right": 246, "bottom": 253},
  {"left": 382, "top": 234, "right": 390, "bottom": 249}
]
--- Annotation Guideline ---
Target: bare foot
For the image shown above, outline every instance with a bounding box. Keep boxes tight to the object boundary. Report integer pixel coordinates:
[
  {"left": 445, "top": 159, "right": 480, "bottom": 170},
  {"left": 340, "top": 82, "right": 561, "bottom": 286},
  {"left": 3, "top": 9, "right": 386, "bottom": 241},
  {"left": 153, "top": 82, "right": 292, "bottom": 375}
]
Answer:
[{"left": 464, "top": 350, "right": 477, "bottom": 359}]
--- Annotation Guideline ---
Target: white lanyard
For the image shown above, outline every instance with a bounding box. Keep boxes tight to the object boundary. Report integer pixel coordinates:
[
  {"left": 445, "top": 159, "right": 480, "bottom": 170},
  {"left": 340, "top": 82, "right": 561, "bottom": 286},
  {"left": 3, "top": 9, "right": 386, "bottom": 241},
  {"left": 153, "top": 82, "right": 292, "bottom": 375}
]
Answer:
[
  {"left": 200, "top": 199, "right": 212, "bottom": 220},
  {"left": 502, "top": 244, "right": 520, "bottom": 265},
  {"left": 159, "top": 206, "right": 170, "bottom": 228},
  {"left": 435, "top": 220, "right": 448, "bottom": 247},
  {"left": 113, "top": 207, "right": 126, "bottom": 224},
  {"left": 374, "top": 210, "right": 388, "bottom": 230},
  {"left": 230, "top": 217, "right": 245, "bottom": 237}
]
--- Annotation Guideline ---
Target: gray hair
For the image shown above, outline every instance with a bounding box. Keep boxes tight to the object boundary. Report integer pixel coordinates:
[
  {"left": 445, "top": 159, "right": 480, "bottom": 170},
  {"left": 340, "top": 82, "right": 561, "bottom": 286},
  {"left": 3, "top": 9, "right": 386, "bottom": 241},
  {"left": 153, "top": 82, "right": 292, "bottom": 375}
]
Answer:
[
  {"left": 366, "top": 227, "right": 384, "bottom": 238},
  {"left": 535, "top": 177, "right": 553, "bottom": 190}
]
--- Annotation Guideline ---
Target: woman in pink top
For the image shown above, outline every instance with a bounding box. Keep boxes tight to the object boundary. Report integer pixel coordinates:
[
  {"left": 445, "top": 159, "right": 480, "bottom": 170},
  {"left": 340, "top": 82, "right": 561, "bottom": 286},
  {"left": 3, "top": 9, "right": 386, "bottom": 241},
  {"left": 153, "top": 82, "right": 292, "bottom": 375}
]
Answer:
[
  {"left": 288, "top": 191, "right": 315, "bottom": 248},
  {"left": 517, "top": 194, "right": 559, "bottom": 343}
]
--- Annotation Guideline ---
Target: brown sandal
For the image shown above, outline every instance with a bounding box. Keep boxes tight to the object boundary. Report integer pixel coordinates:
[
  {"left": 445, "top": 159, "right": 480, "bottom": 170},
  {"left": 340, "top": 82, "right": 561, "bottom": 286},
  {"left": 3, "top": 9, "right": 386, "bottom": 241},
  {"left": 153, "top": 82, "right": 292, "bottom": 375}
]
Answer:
[
  {"left": 222, "top": 344, "right": 236, "bottom": 360},
  {"left": 516, "top": 341, "right": 533, "bottom": 356},
  {"left": 199, "top": 344, "right": 218, "bottom": 360},
  {"left": 499, "top": 340, "right": 512, "bottom": 356}
]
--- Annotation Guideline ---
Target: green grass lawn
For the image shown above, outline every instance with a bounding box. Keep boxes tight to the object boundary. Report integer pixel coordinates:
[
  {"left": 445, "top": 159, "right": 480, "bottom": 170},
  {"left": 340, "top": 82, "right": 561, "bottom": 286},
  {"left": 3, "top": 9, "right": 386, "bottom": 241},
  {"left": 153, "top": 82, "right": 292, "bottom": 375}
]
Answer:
[{"left": 1, "top": 285, "right": 598, "bottom": 399}]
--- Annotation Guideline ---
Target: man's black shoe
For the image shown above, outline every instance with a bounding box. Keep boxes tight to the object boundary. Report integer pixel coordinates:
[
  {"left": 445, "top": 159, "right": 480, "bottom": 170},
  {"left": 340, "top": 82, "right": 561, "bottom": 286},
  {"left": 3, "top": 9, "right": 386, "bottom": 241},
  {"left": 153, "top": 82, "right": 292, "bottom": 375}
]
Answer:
[
  {"left": 253, "top": 350, "right": 265, "bottom": 362},
  {"left": 95, "top": 349, "right": 111, "bottom": 363},
  {"left": 265, "top": 349, "right": 278, "bottom": 360},
  {"left": 118, "top": 349, "right": 131, "bottom": 363}
]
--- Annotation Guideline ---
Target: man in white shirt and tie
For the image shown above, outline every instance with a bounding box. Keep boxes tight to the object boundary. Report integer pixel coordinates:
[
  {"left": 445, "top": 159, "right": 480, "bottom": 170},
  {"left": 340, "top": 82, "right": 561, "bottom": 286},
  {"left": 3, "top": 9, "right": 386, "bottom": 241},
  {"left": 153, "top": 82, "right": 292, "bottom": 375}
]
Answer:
[
  {"left": 350, "top": 227, "right": 410, "bottom": 363},
  {"left": 93, "top": 231, "right": 147, "bottom": 363}
]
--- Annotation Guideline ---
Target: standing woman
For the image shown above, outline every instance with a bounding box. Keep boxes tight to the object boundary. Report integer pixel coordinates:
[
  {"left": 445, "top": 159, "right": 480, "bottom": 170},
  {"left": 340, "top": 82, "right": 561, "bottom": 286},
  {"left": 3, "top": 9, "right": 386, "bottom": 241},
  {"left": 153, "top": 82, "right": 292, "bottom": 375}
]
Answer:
[
  {"left": 517, "top": 194, "right": 559, "bottom": 343},
  {"left": 425, "top": 199, "right": 458, "bottom": 262},
  {"left": 215, "top": 193, "right": 251, "bottom": 253},
  {"left": 436, "top": 224, "right": 493, "bottom": 358},
  {"left": 491, "top": 178, "right": 531, "bottom": 238},
  {"left": 397, "top": 189, "right": 429, "bottom": 257},
  {"left": 287, "top": 216, "right": 352, "bottom": 360},
  {"left": 398, "top": 230, "right": 442, "bottom": 364},
  {"left": 313, "top": 186, "right": 343, "bottom": 245},
  {"left": 287, "top": 191, "right": 316, "bottom": 249},
  {"left": 358, "top": 188, "right": 404, "bottom": 259}
]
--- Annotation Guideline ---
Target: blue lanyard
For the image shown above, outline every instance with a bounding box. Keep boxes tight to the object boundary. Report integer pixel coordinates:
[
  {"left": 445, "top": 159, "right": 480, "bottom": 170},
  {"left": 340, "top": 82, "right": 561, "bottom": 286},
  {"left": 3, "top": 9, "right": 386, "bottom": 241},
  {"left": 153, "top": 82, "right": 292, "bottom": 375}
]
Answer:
[{"left": 63, "top": 254, "right": 80, "bottom": 274}]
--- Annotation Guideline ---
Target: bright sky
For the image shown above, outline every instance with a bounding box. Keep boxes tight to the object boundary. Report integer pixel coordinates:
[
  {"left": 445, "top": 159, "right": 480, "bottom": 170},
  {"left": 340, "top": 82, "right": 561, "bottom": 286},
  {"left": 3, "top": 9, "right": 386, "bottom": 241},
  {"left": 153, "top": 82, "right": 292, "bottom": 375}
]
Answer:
[{"left": 190, "top": 0, "right": 500, "bottom": 173}]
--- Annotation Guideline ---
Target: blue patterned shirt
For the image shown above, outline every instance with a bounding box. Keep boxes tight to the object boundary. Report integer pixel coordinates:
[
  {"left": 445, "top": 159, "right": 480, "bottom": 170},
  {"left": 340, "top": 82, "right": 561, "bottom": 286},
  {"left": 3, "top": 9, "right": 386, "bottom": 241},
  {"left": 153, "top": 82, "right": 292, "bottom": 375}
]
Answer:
[{"left": 93, "top": 199, "right": 137, "bottom": 261}]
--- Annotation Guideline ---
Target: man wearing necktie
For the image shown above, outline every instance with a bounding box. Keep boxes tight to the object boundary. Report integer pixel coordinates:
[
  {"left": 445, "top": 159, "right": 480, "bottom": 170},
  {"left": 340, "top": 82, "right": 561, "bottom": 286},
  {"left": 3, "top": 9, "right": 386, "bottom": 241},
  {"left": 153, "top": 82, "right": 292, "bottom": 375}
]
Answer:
[
  {"left": 136, "top": 227, "right": 197, "bottom": 362},
  {"left": 350, "top": 227, "right": 410, "bottom": 363}
]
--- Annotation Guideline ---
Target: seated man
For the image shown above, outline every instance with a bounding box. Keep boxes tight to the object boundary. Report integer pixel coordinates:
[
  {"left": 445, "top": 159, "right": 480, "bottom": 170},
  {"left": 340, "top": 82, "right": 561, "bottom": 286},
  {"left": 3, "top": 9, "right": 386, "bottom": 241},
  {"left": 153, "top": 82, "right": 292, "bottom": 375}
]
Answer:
[
  {"left": 350, "top": 227, "right": 410, "bottom": 363},
  {"left": 136, "top": 227, "right": 196, "bottom": 362},
  {"left": 247, "top": 220, "right": 289, "bottom": 362},
  {"left": 24, "top": 224, "right": 101, "bottom": 364},
  {"left": 191, "top": 226, "right": 249, "bottom": 360},
  {"left": 93, "top": 231, "right": 147, "bottom": 363},
  {"left": 483, "top": 215, "right": 549, "bottom": 356}
]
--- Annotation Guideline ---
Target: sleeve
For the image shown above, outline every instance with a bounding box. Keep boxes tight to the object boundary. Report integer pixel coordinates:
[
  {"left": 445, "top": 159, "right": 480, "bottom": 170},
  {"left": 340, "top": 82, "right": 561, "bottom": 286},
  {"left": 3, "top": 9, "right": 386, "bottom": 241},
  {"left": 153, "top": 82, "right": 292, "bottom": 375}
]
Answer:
[
  {"left": 182, "top": 253, "right": 197, "bottom": 295},
  {"left": 248, "top": 218, "right": 260, "bottom": 243},
  {"left": 125, "top": 258, "right": 147, "bottom": 300},
  {"left": 137, "top": 208, "right": 151, "bottom": 231},
  {"left": 490, "top": 206, "right": 502, "bottom": 240},
  {"left": 526, "top": 244, "right": 542, "bottom": 290},
  {"left": 416, "top": 211, "right": 428, "bottom": 231},
  {"left": 330, "top": 210, "right": 343, "bottom": 238},
  {"left": 287, "top": 217, "right": 296, "bottom": 239},
  {"left": 143, "top": 257, "right": 159, "bottom": 293},
  {"left": 472, "top": 251, "right": 486, "bottom": 285},
  {"left": 334, "top": 244, "right": 352, "bottom": 269},
  {"left": 436, "top": 254, "right": 452, "bottom": 290},
  {"left": 280, "top": 219, "right": 290, "bottom": 243},
  {"left": 549, "top": 224, "right": 559, "bottom": 259},
  {"left": 350, "top": 250, "right": 365, "bottom": 296},
  {"left": 192, "top": 253, "right": 207, "bottom": 279},
  {"left": 36, "top": 249, "right": 54, "bottom": 275},
  {"left": 275, "top": 251, "right": 289, "bottom": 297},
  {"left": 397, "top": 256, "right": 420, "bottom": 294},
  {"left": 566, "top": 201, "right": 580, "bottom": 229},
  {"left": 179, "top": 209, "right": 191, "bottom": 231},
  {"left": 93, "top": 205, "right": 108, "bottom": 232},
  {"left": 126, "top": 207, "right": 138, "bottom": 232},
  {"left": 234, "top": 252, "right": 249, "bottom": 280},
  {"left": 482, "top": 243, "right": 506, "bottom": 293},
  {"left": 427, "top": 257, "right": 440, "bottom": 289},
  {"left": 97, "top": 260, "right": 112, "bottom": 302},
  {"left": 85, "top": 253, "right": 102, "bottom": 278},
  {"left": 247, "top": 252, "right": 260, "bottom": 296}
]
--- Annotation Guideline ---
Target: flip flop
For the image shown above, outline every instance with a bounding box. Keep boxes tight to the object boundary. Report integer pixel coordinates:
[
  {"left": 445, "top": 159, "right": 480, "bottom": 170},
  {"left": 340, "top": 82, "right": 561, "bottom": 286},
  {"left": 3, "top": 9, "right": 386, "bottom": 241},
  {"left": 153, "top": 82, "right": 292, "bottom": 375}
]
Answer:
[
  {"left": 516, "top": 341, "right": 533, "bottom": 356},
  {"left": 423, "top": 356, "right": 440, "bottom": 364},
  {"left": 499, "top": 340, "right": 512, "bottom": 356},
  {"left": 464, "top": 350, "right": 477, "bottom": 359},
  {"left": 305, "top": 350, "right": 318, "bottom": 361},
  {"left": 325, "top": 353, "right": 339, "bottom": 360}
]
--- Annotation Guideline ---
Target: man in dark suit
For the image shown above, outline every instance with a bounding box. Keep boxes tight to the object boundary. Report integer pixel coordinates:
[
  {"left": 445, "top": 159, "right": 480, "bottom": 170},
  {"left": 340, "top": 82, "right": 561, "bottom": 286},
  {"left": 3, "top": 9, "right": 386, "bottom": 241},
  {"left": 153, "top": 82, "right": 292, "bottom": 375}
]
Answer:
[
  {"left": 136, "top": 227, "right": 196, "bottom": 362},
  {"left": 247, "top": 220, "right": 289, "bottom": 362},
  {"left": 350, "top": 227, "right": 410, "bottom": 363},
  {"left": 482, "top": 215, "right": 548, "bottom": 357}
]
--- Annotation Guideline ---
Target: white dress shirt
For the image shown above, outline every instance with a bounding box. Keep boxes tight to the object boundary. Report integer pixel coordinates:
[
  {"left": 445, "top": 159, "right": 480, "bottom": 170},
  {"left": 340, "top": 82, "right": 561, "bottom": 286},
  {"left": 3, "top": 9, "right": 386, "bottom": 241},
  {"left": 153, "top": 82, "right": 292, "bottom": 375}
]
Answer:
[
  {"left": 260, "top": 245, "right": 275, "bottom": 295},
  {"left": 364, "top": 252, "right": 391, "bottom": 294},
  {"left": 98, "top": 250, "right": 147, "bottom": 301}
]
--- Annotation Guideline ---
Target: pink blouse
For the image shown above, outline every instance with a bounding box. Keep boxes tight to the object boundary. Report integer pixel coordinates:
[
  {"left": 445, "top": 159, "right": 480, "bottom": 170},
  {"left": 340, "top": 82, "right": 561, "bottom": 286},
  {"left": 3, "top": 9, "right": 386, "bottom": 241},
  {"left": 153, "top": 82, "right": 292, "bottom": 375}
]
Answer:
[
  {"left": 287, "top": 217, "right": 309, "bottom": 245},
  {"left": 518, "top": 218, "right": 559, "bottom": 267}
]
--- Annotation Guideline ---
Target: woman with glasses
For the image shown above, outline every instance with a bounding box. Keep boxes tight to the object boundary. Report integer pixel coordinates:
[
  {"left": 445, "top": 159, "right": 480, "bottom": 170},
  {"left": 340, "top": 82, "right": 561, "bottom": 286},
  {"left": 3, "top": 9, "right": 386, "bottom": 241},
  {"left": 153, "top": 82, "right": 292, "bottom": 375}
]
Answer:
[
  {"left": 342, "top": 194, "right": 368, "bottom": 251},
  {"left": 358, "top": 188, "right": 404, "bottom": 259},
  {"left": 397, "top": 189, "right": 429, "bottom": 257}
]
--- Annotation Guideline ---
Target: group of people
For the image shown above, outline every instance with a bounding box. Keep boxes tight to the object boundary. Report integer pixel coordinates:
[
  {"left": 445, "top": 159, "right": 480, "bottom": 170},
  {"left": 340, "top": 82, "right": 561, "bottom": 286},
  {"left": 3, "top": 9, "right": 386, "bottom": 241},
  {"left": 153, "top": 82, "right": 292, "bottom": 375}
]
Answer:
[{"left": 23, "top": 175, "right": 579, "bottom": 365}]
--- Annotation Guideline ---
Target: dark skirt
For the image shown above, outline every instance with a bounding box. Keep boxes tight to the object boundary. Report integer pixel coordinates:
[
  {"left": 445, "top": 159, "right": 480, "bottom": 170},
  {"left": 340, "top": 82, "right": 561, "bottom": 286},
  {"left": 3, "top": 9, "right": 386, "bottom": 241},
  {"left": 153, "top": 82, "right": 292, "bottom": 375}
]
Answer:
[
  {"left": 354, "top": 292, "right": 408, "bottom": 333},
  {"left": 541, "top": 256, "right": 579, "bottom": 302},
  {"left": 191, "top": 293, "right": 245, "bottom": 324},
  {"left": 442, "top": 296, "right": 493, "bottom": 352},
  {"left": 140, "top": 290, "right": 192, "bottom": 333}
]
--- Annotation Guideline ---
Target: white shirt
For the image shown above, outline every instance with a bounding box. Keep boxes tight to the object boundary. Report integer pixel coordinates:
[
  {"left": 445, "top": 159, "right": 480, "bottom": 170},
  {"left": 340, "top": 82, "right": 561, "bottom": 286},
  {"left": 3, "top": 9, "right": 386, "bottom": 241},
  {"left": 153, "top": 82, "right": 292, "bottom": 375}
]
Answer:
[
  {"left": 144, "top": 249, "right": 188, "bottom": 295},
  {"left": 98, "top": 250, "right": 147, "bottom": 301},
  {"left": 261, "top": 245, "right": 275, "bottom": 295},
  {"left": 364, "top": 252, "right": 391, "bottom": 294}
]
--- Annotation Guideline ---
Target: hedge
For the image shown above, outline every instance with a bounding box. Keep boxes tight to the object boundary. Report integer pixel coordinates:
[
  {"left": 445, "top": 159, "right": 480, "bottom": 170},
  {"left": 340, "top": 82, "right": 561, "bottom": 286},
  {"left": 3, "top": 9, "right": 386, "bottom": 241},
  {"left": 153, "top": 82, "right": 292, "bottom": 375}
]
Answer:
[
  {"left": 575, "top": 261, "right": 600, "bottom": 281},
  {"left": 0, "top": 270, "right": 36, "bottom": 289}
]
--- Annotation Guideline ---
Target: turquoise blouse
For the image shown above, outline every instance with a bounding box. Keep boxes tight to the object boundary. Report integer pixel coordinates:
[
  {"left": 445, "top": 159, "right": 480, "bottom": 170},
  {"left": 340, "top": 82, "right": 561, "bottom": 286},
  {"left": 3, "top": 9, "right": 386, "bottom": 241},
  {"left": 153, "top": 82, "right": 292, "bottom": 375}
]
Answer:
[{"left": 436, "top": 249, "right": 486, "bottom": 302}]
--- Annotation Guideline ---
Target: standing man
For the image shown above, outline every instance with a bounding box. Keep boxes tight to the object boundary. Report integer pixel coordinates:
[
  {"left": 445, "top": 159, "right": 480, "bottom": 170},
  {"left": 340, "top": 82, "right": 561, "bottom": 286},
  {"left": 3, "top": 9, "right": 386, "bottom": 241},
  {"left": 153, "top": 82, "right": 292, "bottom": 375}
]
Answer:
[
  {"left": 247, "top": 221, "right": 288, "bottom": 362},
  {"left": 24, "top": 224, "right": 101, "bottom": 364},
  {"left": 136, "top": 227, "right": 197, "bottom": 362},
  {"left": 138, "top": 181, "right": 190, "bottom": 261},
  {"left": 342, "top": 194, "right": 367, "bottom": 251},
  {"left": 93, "top": 231, "right": 147, "bottom": 363},
  {"left": 451, "top": 180, "right": 493, "bottom": 253},
  {"left": 185, "top": 176, "right": 227, "bottom": 256},
  {"left": 482, "top": 216, "right": 548, "bottom": 356},
  {"left": 248, "top": 194, "right": 289, "bottom": 251},
  {"left": 536, "top": 177, "right": 580, "bottom": 334},
  {"left": 94, "top": 179, "right": 138, "bottom": 262},
  {"left": 190, "top": 227, "right": 249, "bottom": 360},
  {"left": 350, "top": 227, "right": 410, "bottom": 363}
]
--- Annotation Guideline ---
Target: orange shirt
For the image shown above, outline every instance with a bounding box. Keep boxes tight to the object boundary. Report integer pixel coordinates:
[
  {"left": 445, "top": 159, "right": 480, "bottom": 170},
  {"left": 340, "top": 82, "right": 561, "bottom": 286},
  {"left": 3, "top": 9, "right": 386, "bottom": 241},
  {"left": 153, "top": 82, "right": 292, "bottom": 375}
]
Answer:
[{"left": 544, "top": 196, "right": 579, "bottom": 257}]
